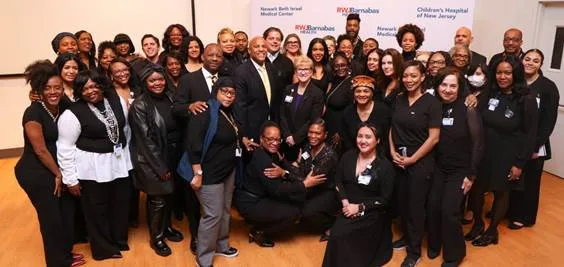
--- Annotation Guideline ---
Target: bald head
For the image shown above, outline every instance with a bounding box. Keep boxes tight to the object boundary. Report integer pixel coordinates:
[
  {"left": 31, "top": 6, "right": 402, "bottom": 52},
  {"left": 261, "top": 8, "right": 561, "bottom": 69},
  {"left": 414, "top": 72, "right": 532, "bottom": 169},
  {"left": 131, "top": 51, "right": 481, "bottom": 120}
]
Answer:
[
  {"left": 503, "top": 28, "right": 523, "bottom": 55},
  {"left": 249, "top": 37, "right": 267, "bottom": 65},
  {"left": 454, "top": 27, "right": 473, "bottom": 47},
  {"left": 203, "top": 43, "right": 224, "bottom": 74}
]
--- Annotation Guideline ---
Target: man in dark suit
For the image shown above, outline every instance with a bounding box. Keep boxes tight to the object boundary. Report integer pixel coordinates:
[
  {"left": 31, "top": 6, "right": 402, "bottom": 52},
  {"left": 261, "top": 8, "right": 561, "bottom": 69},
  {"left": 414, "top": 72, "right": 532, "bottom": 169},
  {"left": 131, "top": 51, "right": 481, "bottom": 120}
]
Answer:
[
  {"left": 454, "top": 27, "right": 487, "bottom": 67},
  {"left": 345, "top": 13, "right": 364, "bottom": 60},
  {"left": 263, "top": 27, "right": 293, "bottom": 121},
  {"left": 171, "top": 43, "right": 224, "bottom": 255},
  {"left": 234, "top": 37, "right": 278, "bottom": 148}
]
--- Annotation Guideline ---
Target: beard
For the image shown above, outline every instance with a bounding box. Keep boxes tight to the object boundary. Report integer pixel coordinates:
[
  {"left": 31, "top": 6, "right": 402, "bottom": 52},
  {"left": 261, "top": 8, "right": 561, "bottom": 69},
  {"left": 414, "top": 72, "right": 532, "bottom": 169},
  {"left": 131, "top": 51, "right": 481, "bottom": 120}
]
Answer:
[{"left": 347, "top": 30, "right": 358, "bottom": 39}]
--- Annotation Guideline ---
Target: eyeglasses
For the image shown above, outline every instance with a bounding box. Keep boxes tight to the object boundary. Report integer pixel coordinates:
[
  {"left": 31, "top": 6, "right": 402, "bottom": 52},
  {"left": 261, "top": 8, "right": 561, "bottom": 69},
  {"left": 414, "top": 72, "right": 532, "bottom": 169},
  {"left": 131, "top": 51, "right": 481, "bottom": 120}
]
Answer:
[
  {"left": 453, "top": 54, "right": 469, "bottom": 59},
  {"left": 112, "top": 68, "right": 129, "bottom": 76},
  {"left": 219, "top": 88, "right": 236, "bottom": 97},
  {"left": 286, "top": 41, "right": 299, "bottom": 45},
  {"left": 429, "top": 60, "right": 446, "bottom": 65},
  {"left": 262, "top": 136, "right": 282, "bottom": 144},
  {"left": 296, "top": 68, "right": 312, "bottom": 73},
  {"left": 333, "top": 63, "right": 348, "bottom": 69}
]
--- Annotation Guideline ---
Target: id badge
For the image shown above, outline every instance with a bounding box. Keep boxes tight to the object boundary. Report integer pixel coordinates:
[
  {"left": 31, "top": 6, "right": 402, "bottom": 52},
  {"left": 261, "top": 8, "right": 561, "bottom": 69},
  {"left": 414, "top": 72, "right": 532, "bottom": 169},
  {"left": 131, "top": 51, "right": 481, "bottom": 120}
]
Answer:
[
  {"left": 425, "top": 88, "right": 435, "bottom": 96},
  {"left": 301, "top": 151, "right": 310, "bottom": 160},
  {"left": 442, "top": 118, "right": 454, "bottom": 126},
  {"left": 536, "top": 97, "right": 540, "bottom": 108},
  {"left": 504, "top": 108, "right": 514, "bottom": 119},
  {"left": 488, "top": 98, "right": 499, "bottom": 111},
  {"left": 114, "top": 144, "right": 123, "bottom": 157},
  {"left": 235, "top": 147, "right": 242, "bottom": 157},
  {"left": 358, "top": 174, "right": 371, "bottom": 185},
  {"left": 284, "top": 95, "right": 294, "bottom": 103}
]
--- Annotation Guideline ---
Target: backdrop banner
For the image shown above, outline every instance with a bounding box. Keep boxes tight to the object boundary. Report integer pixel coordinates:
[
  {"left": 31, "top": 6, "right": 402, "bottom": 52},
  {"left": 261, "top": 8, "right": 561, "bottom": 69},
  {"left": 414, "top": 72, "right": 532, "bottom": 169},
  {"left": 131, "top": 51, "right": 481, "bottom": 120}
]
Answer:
[{"left": 251, "top": 0, "right": 475, "bottom": 52}]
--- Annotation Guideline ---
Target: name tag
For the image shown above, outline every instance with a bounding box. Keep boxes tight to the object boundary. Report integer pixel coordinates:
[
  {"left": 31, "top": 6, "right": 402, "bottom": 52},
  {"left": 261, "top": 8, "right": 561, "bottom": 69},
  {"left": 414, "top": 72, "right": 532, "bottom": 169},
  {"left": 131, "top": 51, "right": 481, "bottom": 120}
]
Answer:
[
  {"left": 426, "top": 88, "right": 435, "bottom": 96},
  {"left": 284, "top": 95, "right": 294, "bottom": 103},
  {"left": 301, "top": 151, "right": 310, "bottom": 160},
  {"left": 114, "top": 144, "right": 123, "bottom": 157},
  {"left": 442, "top": 118, "right": 454, "bottom": 126},
  {"left": 536, "top": 97, "right": 540, "bottom": 109},
  {"left": 504, "top": 108, "right": 514, "bottom": 119},
  {"left": 235, "top": 147, "right": 242, "bottom": 157},
  {"left": 488, "top": 98, "right": 499, "bottom": 111},
  {"left": 358, "top": 174, "right": 371, "bottom": 185},
  {"left": 538, "top": 145, "right": 547, "bottom": 157}
]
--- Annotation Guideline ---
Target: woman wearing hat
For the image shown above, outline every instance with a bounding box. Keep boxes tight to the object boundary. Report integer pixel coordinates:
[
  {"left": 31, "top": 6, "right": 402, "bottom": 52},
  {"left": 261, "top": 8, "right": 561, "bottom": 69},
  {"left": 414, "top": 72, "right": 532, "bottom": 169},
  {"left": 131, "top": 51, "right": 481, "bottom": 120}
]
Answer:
[
  {"left": 51, "top": 32, "right": 78, "bottom": 55},
  {"left": 340, "top": 75, "right": 391, "bottom": 153},
  {"left": 188, "top": 76, "right": 240, "bottom": 266},
  {"left": 130, "top": 64, "right": 184, "bottom": 257}
]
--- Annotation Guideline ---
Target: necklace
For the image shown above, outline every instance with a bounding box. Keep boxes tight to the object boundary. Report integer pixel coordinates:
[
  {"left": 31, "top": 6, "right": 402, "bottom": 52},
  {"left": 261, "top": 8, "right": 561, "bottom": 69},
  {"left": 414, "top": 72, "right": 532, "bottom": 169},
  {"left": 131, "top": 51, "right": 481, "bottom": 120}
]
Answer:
[
  {"left": 87, "top": 98, "right": 120, "bottom": 144},
  {"left": 39, "top": 101, "right": 59, "bottom": 122}
]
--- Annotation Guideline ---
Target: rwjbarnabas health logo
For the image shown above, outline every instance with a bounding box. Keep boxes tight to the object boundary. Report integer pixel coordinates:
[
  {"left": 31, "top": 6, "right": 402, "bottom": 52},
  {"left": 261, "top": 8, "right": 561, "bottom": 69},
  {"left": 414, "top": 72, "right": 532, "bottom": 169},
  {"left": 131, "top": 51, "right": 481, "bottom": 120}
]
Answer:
[
  {"left": 295, "top": 24, "right": 336, "bottom": 34},
  {"left": 336, "top": 6, "right": 379, "bottom": 15}
]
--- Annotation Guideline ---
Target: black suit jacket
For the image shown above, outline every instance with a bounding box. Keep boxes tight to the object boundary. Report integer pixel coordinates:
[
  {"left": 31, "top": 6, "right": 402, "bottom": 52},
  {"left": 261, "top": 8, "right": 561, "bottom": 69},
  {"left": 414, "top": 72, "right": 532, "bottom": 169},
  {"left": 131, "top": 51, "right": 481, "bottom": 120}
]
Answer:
[
  {"left": 279, "top": 83, "right": 324, "bottom": 144},
  {"left": 470, "top": 50, "right": 487, "bottom": 67},
  {"left": 268, "top": 54, "right": 294, "bottom": 118},
  {"left": 172, "top": 69, "right": 212, "bottom": 119},
  {"left": 234, "top": 60, "right": 278, "bottom": 140}
]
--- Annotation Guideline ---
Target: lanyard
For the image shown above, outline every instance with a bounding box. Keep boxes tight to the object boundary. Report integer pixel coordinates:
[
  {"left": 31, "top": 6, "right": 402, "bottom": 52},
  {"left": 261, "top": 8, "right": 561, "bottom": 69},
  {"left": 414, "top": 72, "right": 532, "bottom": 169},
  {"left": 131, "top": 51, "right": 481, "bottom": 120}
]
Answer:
[
  {"left": 219, "top": 110, "right": 239, "bottom": 140},
  {"left": 327, "top": 76, "right": 350, "bottom": 100}
]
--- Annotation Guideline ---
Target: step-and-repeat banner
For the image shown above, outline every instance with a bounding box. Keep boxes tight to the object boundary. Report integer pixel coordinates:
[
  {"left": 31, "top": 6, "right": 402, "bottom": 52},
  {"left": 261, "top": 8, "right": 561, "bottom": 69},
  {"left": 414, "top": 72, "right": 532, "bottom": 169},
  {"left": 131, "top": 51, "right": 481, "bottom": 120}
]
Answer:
[{"left": 250, "top": 0, "right": 475, "bottom": 52}]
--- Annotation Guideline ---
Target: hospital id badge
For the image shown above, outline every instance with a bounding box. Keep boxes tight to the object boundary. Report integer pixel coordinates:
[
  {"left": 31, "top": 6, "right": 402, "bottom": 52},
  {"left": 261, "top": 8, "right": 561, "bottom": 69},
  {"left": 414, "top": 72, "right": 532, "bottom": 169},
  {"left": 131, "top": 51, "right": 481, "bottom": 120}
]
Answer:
[
  {"left": 488, "top": 98, "right": 499, "bottom": 111},
  {"left": 114, "top": 144, "right": 123, "bottom": 157},
  {"left": 235, "top": 147, "right": 242, "bottom": 157},
  {"left": 536, "top": 97, "right": 540, "bottom": 108},
  {"left": 301, "top": 151, "right": 310, "bottom": 160},
  {"left": 358, "top": 174, "right": 371, "bottom": 185},
  {"left": 284, "top": 95, "right": 294, "bottom": 103},
  {"left": 442, "top": 118, "right": 454, "bottom": 126}
]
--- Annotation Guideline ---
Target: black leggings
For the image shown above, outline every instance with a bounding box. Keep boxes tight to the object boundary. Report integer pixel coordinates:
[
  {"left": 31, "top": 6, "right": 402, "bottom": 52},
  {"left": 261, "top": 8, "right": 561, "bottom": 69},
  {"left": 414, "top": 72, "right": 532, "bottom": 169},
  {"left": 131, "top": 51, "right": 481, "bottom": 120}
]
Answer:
[{"left": 471, "top": 189, "right": 509, "bottom": 235}]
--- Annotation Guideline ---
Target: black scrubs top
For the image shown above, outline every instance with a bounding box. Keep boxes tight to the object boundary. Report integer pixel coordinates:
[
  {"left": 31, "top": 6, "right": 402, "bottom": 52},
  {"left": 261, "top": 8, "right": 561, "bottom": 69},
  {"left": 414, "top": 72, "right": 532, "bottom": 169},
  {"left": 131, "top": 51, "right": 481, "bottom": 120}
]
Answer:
[{"left": 391, "top": 92, "right": 441, "bottom": 154}]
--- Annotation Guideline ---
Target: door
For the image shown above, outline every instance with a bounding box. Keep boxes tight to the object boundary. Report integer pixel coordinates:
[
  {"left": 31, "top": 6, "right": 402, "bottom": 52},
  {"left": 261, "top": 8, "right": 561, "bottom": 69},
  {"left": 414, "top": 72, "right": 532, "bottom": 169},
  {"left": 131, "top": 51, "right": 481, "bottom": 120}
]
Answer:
[{"left": 536, "top": 2, "right": 564, "bottom": 178}]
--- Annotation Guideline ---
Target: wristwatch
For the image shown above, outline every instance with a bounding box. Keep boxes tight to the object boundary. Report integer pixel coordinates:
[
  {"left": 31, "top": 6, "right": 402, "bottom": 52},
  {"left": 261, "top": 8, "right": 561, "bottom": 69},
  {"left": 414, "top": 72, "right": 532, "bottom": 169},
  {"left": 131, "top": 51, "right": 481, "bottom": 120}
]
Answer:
[{"left": 195, "top": 170, "right": 203, "bottom": 176}]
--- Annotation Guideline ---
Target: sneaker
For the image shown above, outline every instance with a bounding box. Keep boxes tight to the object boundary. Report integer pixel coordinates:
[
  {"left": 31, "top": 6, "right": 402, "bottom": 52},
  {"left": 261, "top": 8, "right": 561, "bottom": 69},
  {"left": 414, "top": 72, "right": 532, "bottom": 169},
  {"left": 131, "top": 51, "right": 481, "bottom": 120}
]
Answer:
[
  {"left": 393, "top": 238, "right": 407, "bottom": 250},
  {"left": 401, "top": 256, "right": 421, "bottom": 267},
  {"left": 215, "top": 247, "right": 239, "bottom": 258}
]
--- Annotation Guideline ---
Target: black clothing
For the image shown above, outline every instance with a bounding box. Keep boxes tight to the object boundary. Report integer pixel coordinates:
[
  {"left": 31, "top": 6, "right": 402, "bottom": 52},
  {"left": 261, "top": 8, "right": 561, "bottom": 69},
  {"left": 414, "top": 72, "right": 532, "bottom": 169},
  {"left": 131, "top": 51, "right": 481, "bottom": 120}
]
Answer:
[
  {"left": 311, "top": 66, "right": 332, "bottom": 93},
  {"left": 234, "top": 60, "right": 278, "bottom": 140},
  {"left": 340, "top": 101, "right": 391, "bottom": 152},
  {"left": 382, "top": 83, "right": 401, "bottom": 108},
  {"left": 147, "top": 194, "right": 173, "bottom": 243},
  {"left": 267, "top": 53, "right": 294, "bottom": 102},
  {"left": 220, "top": 52, "right": 243, "bottom": 77},
  {"left": 488, "top": 51, "right": 525, "bottom": 72},
  {"left": 402, "top": 51, "right": 417, "bottom": 62},
  {"left": 235, "top": 148, "right": 305, "bottom": 234},
  {"left": 14, "top": 102, "right": 74, "bottom": 267},
  {"left": 172, "top": 69, "right": 213, "bottom": 119},
  {"left": 391, "top": 93, "right": 442, "bottom": 148},
  {"left": 130, "top": 91, "right": 177, "bottom": 195},
  {"left": 470, "top": 50, "right": 487, "bottom": 67},
  {"left": 477, "top": 91, "right": 538, "bottom": 191},
  {"left": 351, "top": 59, "right": 365, "bottom": 76},
  {"left": 353, "top": 38, "right": 364, "bottom": 60},
  {"left": 529, "top": 76, "right": 560, "bottom": 159},
  {"left": 323, "top": 150, "right": 395, "bottom": 267},
  {"left": 280, "top": 83, "right": 324, "bottom": 145},
  {"left": 188, "top": 107, "right": 238, "bottom": 185},
  {"left": 324, "top": 76, "right": 353, "bottom": 139}
]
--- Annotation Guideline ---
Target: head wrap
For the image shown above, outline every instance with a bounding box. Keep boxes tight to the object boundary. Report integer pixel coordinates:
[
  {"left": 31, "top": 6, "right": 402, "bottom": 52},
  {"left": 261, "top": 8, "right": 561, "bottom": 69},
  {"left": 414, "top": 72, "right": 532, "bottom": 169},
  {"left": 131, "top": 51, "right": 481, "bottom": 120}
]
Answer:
[
  {"left": 351, "top": 75, "right": 375, "bottom": 90},
  {"left": 51, "top": 32, "right": 76, "bottom": 53}
]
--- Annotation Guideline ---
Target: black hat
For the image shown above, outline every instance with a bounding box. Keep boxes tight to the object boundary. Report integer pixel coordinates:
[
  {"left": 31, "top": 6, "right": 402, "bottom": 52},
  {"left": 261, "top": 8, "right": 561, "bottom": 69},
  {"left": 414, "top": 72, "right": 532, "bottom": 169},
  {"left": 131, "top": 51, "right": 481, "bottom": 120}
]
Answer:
[
  {"left": 51, "top": 32, "right": 76, "bottom": 53},
  {"left": 113, "top": 33, "right": 135, "bottom": 54},
  {"left": 211, "top": 76, "right": 236, "bottom": 96},
  {"left": 346, "top": 13, "right": 361, "bottom": 22},
  {"left": 139, "top": 63, "right": 165, "bottom": 83}
]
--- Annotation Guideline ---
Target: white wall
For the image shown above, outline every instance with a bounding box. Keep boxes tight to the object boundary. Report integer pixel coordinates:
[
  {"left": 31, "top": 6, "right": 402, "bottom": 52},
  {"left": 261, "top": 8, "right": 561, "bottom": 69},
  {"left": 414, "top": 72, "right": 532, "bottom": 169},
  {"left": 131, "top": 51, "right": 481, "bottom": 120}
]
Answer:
[{"left": 0, "top": 0, "right": 552, "bottom": 150}]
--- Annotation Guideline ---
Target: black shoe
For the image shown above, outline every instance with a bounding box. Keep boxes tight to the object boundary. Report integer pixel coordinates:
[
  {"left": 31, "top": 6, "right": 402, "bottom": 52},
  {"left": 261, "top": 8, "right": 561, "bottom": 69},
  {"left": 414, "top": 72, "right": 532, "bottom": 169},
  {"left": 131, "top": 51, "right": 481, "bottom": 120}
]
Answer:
[
  {"left": 215, "top": 247, "right": 239, "bottom": 258},
  {"left": 117, "top": 243, "right": 130, "bottom": 251},
  {"left": 392, "top": 238, "right": 406, "bottom": 250},
  {"left": 441, "top": 260, "right": 461, "bottom": 267},
  {"left": 471, "top": 232, "right": 498, "bottom": 247},
  {"left": 427, "top": 248, "right": 440, "bottom": 259},
  {"left": 190, "top": 238, "right": 198, "bottom": 255},
  {"left": 151, "top": 239, "right": 172, "bottom": 257},
  {"left": 249, "top": 229, "right": 275, "bottom": 247},
  {"left": 508, "top": 221, "right": 525, "bottom": 230},
  {"left": 164, "top": 227, "right": 184, "bottom": 242},
  {"left": 319, "top": 232, "right": 330, "bottom": 242},
  {"left": 464, "top": 224, "right": 484, "bottom": 241},
  {"left": 401, "top": 256, "right": 421, "bottom": 267}
]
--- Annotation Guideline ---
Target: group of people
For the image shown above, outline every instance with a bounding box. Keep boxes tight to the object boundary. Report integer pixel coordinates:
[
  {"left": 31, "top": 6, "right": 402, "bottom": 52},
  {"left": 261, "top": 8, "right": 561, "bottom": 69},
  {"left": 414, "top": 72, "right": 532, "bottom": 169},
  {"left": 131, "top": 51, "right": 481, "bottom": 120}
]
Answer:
[{"left": 14, "top": 12, "right": 560, "bottom": 267}]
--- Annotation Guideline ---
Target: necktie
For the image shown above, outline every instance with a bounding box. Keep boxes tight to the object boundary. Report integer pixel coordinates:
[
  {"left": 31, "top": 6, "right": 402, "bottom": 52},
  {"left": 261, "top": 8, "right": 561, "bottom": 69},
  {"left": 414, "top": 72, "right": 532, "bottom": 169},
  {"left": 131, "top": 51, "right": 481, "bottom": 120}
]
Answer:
[
  {"left": 258, "top": 66, "right": 271, "bottom": 105},
  {"left": 211, "top": 74, "right": 218, "bottom": 85}
]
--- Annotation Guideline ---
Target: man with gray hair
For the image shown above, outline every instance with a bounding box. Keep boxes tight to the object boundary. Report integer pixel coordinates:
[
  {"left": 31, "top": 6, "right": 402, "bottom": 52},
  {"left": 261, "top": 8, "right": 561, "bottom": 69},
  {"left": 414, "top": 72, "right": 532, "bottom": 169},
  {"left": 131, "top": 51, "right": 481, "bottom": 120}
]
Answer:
[{"left": 454, "top": 26, "right": 486, "bottom": 66}]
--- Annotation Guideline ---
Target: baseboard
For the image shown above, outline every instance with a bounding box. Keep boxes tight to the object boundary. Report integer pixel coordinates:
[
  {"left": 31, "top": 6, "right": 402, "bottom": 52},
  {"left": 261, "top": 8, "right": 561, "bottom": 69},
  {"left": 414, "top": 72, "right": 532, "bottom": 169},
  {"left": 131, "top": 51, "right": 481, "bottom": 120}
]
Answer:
[{"left": 0, "top": 148, "right": 23, "bottom": 159}]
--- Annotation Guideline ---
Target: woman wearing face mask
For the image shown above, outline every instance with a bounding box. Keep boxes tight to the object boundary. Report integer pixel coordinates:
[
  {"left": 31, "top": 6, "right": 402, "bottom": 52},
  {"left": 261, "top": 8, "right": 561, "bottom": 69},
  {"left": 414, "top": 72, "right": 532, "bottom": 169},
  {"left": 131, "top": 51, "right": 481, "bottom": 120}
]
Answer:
[
  {"left": 427, "top": 67, "right": 484, "bottom": 267},
  {"left": 322, "top": 123, "right": 395, "bottom": 267},
  {"left": 306, "top": 38, "right": 331, "bottom": 92},
  {"left": 340, "top": 75, "right": 390, "bottom": 153},
  {"left": 324, "top": 52, "right": 353, "bottom": 152},
  {"left": 55, "top": 53, "right": 87, "bottom": 104},
  {"left": 380, "top": 48, "right": 404, "bottom": 106},
  {"left": 280, "top": 56, "right": 324, "bottom": 161},
  {"left": 506, "top": 49, "right": 560, "bottom": 230},
  {"left": 75, "top": 30, "right": 96, "bottom": 70},
  {"left": 395, "top": 24, "right": 425, "bottom": 61},
  {"left": 364, "top": 49, "right": 385, "bottom": 101},
  {"left": 389, "top": 61, "right": 441, "bottom": 266},
  {"left": 423, "top": 51, "right": 453, "bottom": 96},
  {"left": 466, "top": 63, "right": 489, "bottom": 96},
  {"left": 467, "top": 56, "right": 538, "bottom": 247}
]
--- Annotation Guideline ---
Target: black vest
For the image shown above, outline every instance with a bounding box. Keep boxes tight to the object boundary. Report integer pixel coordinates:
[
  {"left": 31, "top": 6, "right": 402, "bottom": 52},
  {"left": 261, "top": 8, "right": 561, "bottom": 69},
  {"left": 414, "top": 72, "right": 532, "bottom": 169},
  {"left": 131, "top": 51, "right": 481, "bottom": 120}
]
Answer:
[{"left": 70, "top": 94, "right": 127, "bottom": 153}]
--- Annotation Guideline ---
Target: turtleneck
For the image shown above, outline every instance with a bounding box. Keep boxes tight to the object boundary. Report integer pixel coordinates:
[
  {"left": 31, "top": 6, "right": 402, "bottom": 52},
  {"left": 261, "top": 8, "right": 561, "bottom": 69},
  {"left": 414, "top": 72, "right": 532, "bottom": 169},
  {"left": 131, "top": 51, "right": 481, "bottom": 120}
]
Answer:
[{"left": 402, "top": 50, "right": 416, "bottom": 61}]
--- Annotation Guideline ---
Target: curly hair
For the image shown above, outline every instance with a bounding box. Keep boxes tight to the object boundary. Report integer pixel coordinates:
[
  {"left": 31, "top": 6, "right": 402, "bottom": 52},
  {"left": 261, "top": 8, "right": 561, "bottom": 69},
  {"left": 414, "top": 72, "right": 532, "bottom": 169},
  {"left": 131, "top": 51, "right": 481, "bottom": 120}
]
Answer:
[
  {"left": 396, "top": 24, "right": 425, "bottom": 50},
  {"left": 73, "top": 70, "right": 113, "bottom": 101},
  {"left": 24, "top": 60, "right": 60, "bottom": 94}
]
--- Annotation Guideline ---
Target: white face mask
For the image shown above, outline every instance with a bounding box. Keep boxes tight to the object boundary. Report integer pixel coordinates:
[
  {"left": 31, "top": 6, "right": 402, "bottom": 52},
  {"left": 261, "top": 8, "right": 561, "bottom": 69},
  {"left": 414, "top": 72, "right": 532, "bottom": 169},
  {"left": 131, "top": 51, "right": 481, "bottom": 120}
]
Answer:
[{"left": 467, "top": 74, "right": 486, "bottom": 87}]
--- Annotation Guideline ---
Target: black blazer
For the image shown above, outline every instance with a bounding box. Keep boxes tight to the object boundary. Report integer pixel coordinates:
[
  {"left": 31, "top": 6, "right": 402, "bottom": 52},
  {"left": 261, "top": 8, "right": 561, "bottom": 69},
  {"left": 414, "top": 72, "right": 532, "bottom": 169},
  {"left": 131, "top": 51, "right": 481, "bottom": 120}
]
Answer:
[
  {"left": 470, "top": 50, "right": 487, "bottom": 67},
  {"left": 279, "top": 82, "right": 324, "bottom": 144},
  {"left": 129, "top": 91, "right": 176, "bottom": 195},
  {"left": 172, "top": 68, "right": 212, "bottom": 118},
  {"left": 234, "top": 60, "right": 278, "bottom": 140}
]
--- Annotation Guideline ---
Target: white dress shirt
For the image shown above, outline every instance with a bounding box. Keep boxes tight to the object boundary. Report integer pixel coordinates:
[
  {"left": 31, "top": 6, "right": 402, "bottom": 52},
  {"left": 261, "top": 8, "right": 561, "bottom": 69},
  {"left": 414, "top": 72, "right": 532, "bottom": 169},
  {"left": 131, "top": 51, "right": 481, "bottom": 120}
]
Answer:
[{"left": 201, "top": 67, "right": 216, "bottom": 93}]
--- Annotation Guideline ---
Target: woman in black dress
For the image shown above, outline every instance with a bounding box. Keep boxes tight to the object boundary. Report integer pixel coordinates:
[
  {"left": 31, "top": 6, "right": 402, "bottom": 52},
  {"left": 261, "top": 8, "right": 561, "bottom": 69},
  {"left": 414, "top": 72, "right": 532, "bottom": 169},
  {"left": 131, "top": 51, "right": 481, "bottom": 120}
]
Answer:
[
  {"left": 364, "top": 48, "right": 385, "bottom": 101},
  {"left": 75, "top": 30, "right": 96, "bottom": 70},
  {"left": 163, "top": 50, "right": 188, "bottom": 93},
  {"left": 322, "top": 123, "right": 395, "bottom": 267},
  {"left": 324, "top": 52, "right": 353, "bottom": 151},
  {"left": 467, "top": 55, "right": 538, "bottom": 246},
  {"left": 159, "top": 24, "right": 190, "bottom": 64},
  {"left": 280, "top": 55, "right": 324, "bottom": 161},
  {"left": 380, "top": 48, "right": 404, "bottom": 106},
  {"left": 340, "top": 75, "right": 390, "bottom": 152},
  {"left": 15, "top": 60, "right": 85, "bottom": 267},
  {"left": 130, "top": 65, "right": 184, "bottom": 257},
  {"left": 427, "top": 67, "right": 484, "bottom": 267},
  {"left": 507, "top": 49, "right": 559, "bottom": 229},
  {"left": 306, "top": 38, "right": 331, "bottom": 92},
  {"left": 389, "top": 60, "right": 441, "bottom": 266},
  {"left": 395, "top": 24, "right": 425, "bottom": 61},
  {"left": 96, "top": 41, "right": 117, "bottom": 77}
]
